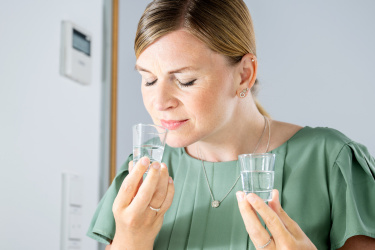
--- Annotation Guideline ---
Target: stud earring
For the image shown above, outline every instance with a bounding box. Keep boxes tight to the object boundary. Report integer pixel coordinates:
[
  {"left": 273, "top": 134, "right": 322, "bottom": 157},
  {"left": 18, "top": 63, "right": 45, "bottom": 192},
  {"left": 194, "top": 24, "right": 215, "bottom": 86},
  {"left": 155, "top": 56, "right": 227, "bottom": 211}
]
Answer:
[
  {"left": 251, "top": 58, "right": 255, "bottom": 62},
  {"left": 239, "top": 88, "right": 249, "bottom": 98}
]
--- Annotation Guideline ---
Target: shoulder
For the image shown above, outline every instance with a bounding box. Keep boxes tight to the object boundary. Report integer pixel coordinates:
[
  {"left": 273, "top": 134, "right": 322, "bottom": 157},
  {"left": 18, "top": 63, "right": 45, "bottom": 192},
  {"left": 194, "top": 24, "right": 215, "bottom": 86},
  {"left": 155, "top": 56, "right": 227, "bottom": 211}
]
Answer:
[
  {"left": 269, "top": 120, "right": 303, "bottom": 151},
  {"left": 270, "top": 120, "right": 351, "bottom": 152},
  {"left": 295, "top": 126, "right": 354, "bottom": 165},
  {"left": 271, "top": 120, "right": 358, "bottom": 167},
  {"left": 272, "top": 120, "right": 352, "bottom": 148},
  {"left": 295, "top": 126, "right": 351, "bottom": 145}
]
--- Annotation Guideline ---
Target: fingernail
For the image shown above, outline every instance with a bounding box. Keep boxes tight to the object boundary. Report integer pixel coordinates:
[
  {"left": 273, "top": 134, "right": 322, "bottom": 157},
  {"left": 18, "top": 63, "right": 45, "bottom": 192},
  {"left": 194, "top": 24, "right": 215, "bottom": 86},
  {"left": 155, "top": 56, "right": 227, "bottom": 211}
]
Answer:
[
  {"left": 236, "top": 192, "right": 244, "bottom": 202},
  {"left": 169, "top": 176, "right": 173, "bottom": 183},
  {"left": 141, "top": 157, "right": 149, "bottom": 166},
  {"left": 152, "top": 162, "right": 160, "bottom": 170},
  {"left": 161, "top": 163, "right": 167, "bottom": 169},
  {"left": 247, "top": 193, "right": 256, "bottom": 204}
]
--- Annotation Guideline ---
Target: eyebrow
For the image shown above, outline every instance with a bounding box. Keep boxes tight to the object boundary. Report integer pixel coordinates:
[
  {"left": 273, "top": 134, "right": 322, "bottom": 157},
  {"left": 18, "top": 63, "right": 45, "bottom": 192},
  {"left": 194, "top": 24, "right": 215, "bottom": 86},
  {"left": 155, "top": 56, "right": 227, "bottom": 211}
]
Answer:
[{"left": 134, "top": 65, "right": 197, "bottom": 74}]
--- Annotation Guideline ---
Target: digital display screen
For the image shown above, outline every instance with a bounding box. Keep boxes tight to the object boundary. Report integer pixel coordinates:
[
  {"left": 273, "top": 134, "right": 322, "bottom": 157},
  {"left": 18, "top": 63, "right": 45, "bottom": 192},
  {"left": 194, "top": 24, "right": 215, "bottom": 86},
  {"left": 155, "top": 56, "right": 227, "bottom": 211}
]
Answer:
[{"left": 72, "top": 29, "right": 91, "bottom": 56}]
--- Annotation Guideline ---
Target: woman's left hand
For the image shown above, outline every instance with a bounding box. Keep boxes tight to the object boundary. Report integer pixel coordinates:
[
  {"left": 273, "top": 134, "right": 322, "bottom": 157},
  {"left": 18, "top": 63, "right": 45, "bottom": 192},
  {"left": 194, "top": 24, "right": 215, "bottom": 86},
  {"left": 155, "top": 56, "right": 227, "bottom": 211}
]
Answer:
[{"left": 236, "top": 189, "right": 317, "bottom": 249}]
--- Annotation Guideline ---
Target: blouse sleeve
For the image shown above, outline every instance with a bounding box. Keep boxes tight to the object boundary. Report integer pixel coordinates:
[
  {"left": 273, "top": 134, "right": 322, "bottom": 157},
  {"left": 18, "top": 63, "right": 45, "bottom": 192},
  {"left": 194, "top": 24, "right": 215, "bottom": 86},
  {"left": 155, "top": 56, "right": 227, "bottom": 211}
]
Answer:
[
  {"left": 86, "top": 155, "right": 132, "bottom": 244},
  {"left": 329, "top": 142, "right": 375, "bottom": 249}
]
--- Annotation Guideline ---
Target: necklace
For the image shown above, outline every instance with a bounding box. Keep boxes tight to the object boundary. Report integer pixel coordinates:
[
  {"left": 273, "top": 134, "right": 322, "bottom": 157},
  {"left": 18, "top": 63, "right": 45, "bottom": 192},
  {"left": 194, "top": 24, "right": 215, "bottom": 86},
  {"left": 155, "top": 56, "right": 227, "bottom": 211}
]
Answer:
[{"left": 197, "top": 115, "right": 271, "bottom": 208}]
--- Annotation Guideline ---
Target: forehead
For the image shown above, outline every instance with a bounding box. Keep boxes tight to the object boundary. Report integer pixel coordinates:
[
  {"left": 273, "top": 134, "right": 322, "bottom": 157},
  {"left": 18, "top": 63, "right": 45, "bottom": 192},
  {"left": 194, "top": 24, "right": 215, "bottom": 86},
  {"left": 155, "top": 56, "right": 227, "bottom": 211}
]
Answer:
[{"left": 136, "top": 30, "right": 224, "bottom": 72}]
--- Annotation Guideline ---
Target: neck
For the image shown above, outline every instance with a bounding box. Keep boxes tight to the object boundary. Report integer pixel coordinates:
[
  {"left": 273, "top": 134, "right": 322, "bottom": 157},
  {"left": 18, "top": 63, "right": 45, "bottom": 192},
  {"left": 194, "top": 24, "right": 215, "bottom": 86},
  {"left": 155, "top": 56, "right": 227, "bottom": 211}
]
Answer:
[{"left": 186, "top": 111, "right": 269, "bottom": 162}]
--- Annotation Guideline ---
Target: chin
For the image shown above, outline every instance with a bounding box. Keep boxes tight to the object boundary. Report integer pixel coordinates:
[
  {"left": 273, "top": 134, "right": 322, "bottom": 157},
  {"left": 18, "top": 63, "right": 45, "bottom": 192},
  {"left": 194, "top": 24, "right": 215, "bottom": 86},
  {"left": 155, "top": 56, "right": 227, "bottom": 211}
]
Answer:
[
  {"left": 166, "top": 140, "right": 189, "bottom": 149},
  {"left": 165, "top": 135, "right": 194, "bottom": 148}
]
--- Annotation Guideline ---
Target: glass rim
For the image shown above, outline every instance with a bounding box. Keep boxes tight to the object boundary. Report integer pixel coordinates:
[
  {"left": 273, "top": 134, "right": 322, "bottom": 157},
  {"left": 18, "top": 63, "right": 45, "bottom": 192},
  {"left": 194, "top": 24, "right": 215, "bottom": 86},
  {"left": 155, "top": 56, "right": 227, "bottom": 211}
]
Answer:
[
  {"left": 133, "top": 123, "right": 168, "bottom": 133},
  {"left": 238, "top": 153, "right": 275, "bottom": 158}
]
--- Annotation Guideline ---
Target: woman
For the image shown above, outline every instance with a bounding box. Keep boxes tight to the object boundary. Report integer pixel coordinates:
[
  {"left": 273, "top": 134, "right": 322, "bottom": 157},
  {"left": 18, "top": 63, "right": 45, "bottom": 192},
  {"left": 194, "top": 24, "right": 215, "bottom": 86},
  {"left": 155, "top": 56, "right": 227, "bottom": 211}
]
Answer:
[{"left": 87, "top": 0, "right": 375, "bottom": 249}]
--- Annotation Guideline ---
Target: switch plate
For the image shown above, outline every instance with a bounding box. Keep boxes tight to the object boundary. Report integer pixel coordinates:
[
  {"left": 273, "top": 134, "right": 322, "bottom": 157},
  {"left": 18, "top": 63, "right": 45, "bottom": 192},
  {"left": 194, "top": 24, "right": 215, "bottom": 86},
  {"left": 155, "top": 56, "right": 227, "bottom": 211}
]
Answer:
[
  {"left": 68, "top": 207, "right": 82, "bottom": 240},
  {"left": 69, "top": 175, "right": 83, "bottom": 206},
  {"left": 61, "top": 173, "right": 83, "bottom": 250}
]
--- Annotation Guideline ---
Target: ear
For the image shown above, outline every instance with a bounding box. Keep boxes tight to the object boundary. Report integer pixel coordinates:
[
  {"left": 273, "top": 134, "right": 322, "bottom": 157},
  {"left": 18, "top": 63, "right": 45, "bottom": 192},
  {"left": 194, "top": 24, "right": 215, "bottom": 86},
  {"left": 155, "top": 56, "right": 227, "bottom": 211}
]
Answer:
[{"left": 236, "top": 53, "right": 257, "bottom": 95}]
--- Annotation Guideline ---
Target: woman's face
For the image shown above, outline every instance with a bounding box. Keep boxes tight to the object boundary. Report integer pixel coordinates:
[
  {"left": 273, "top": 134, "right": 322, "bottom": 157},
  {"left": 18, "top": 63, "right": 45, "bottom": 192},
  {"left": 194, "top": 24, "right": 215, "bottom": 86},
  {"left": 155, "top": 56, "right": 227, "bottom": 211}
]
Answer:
[{"left": 135, "top": 30, "right": 242, "bottom": 148}]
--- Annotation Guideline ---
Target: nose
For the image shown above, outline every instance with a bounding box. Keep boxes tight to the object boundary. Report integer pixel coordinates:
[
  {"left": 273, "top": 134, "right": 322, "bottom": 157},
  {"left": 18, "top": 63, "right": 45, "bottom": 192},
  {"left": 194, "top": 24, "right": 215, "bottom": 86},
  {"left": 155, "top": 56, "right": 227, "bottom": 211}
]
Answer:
[{"left": 153, "top": 81, "right": 178, "bottom": 111}]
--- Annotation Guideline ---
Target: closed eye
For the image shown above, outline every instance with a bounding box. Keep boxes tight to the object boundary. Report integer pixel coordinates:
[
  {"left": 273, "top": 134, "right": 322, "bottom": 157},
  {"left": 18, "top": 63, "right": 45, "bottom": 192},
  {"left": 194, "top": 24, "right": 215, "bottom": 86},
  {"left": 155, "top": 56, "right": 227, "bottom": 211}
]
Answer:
[
  {"left": 145, "top": 79, "right": 157, "bottom": 86},
  {"left": 178, "top": 79, "right": 197, "bottom": 87}
]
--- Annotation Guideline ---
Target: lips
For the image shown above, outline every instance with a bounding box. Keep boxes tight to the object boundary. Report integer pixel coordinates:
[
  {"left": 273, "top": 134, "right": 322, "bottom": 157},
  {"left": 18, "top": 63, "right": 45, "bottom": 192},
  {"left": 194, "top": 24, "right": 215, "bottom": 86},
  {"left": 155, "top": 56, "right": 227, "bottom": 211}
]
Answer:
[{"left": 160, "top": 119, "right": 188, "bottom": 130}]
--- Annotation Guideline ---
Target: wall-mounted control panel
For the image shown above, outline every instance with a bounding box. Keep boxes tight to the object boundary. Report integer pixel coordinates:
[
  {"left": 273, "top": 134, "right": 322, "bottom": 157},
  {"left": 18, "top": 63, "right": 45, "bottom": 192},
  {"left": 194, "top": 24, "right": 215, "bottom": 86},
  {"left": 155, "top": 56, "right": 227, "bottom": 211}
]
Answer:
[{"left": 60, "top": 21, "right": 92, "bottom": 85}]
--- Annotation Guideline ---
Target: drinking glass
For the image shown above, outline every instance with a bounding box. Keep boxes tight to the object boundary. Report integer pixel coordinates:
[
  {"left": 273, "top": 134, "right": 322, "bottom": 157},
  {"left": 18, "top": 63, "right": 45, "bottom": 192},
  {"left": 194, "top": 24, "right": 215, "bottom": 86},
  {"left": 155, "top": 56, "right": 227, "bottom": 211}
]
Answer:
[
  {"left": 238, "top": 153, "right": 276, "bottom": 201},
  {"left": 133, "top": 123, "right": 168, "bottom": 173}
]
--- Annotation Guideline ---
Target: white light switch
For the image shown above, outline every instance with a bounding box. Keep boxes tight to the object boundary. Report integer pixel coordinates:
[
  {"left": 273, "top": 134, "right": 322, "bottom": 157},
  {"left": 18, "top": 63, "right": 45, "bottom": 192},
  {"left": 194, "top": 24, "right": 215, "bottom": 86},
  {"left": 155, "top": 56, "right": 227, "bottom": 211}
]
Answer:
[
  {"left": 61, "top": 173, "right": 83, "bottom": 250},
  {"left": 69, "top": 175, "right": 83, "bottom": 206},
  {"left": 69, "top": 209, "right": 82, "bottom": 240}
]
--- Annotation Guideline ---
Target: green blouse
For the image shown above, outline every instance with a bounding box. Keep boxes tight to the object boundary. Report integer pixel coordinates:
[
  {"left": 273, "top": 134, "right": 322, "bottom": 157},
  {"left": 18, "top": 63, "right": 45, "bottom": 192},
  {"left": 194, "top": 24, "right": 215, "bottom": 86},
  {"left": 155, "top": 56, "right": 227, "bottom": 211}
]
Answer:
[{"left": 87, "top": 127, "right": 375, "bottom": 249}]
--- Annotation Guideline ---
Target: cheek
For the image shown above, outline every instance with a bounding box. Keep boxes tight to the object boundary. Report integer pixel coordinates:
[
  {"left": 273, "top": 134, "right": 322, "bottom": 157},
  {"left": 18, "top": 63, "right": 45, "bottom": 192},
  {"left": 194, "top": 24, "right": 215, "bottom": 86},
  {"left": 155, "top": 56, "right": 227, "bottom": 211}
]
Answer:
[
  {"left": 200, "top": 87, "right": 235, "bottom": 124},
  {"left": 186, "top": 90, "right": 225, "bottom": 122}
]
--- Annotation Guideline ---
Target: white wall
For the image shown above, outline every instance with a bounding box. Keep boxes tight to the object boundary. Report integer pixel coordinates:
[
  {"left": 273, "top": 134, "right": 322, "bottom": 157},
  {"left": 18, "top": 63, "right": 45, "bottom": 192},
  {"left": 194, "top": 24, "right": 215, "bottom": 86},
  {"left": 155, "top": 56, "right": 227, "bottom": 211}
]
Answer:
[
  {"left": 116, "top": 0, "right": 152, "bottom": 169},
  {"left": 116, "top": 0, "right": 375, "bottom": 169},
  {"left": 0, "top": 1, "right": 104, "bottom": 249},
  {"left": 249, "top": 0, "right": 375, "bottom": 154}
]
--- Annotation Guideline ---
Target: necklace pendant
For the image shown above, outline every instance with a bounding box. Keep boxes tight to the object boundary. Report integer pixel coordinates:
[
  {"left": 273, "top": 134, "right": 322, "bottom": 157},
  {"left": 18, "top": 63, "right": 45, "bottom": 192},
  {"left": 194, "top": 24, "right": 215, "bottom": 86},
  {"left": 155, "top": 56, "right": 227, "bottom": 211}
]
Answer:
[{"left": 211, "top": 200, "right": 220, "bottom": 208}]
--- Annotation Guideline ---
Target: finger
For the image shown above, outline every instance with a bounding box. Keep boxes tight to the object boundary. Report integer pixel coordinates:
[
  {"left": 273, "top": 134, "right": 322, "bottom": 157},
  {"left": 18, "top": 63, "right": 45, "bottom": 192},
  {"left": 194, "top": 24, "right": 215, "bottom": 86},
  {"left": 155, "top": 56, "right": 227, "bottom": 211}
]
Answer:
[
  {"left": 130, "top": 161, "right": 161, "bottom": 211},
  {"left": 113, "top": 157, "right": 150, "bottom": 210},
  {"left": 247, "top": 193, "right": 291, "bottom": 244},
  {"left": 268, "top": 189, "right": 303, "bottom": 237},
  {"left": 128, "top": 160, "right": 143, "bottom": 191},
  {"left": 149, "top": 163, "right": 169, "bottom": 209},
  {"left": 158, "top": 176, "right": 175, "bottom": 215},
  {"left": 128, "top": 160, "right": 134, "bottom": 172},
  {"left": 236, "top": 191, "right": 275, "bottom": 247}
]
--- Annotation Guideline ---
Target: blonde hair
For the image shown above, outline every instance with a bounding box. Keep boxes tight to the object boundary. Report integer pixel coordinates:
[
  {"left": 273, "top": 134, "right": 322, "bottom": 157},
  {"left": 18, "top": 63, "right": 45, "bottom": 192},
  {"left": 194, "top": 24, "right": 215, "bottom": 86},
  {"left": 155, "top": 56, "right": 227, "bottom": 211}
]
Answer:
[{"left": 134, "top": 0, "right": 269, "bottom": 117}]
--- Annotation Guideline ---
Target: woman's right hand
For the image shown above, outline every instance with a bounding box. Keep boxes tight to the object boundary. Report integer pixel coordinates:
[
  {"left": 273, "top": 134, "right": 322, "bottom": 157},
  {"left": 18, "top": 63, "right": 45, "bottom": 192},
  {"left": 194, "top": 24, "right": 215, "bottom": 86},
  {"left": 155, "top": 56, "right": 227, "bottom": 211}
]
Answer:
[{"left": 110, "top": 157, "right": 175, "bottom": 250}]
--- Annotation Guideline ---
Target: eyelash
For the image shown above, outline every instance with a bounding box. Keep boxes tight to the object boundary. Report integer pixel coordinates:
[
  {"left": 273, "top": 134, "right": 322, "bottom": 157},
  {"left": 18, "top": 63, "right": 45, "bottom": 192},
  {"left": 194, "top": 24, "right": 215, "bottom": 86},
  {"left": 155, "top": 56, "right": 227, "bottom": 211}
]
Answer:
[
  {"left": 145, "top": 79, "right": 197, "bottom": 87},
  {"left": 145, "top": 79, "right": 157, "bottom": 86},
  {"left": 177, "top": 79, "right": 196, "bottom": 87}
]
